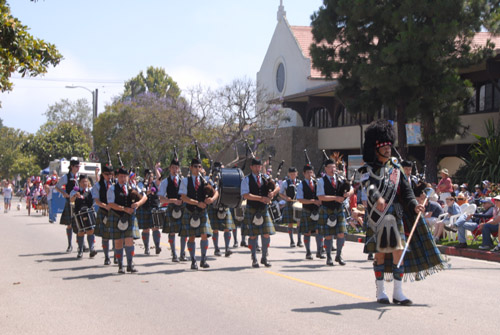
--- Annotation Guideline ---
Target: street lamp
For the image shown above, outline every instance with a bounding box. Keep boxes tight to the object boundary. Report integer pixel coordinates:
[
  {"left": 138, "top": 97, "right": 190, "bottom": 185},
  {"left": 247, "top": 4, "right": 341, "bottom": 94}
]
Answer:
[{"left": 65, "top": 85, "right": 98, "bottom": 154}]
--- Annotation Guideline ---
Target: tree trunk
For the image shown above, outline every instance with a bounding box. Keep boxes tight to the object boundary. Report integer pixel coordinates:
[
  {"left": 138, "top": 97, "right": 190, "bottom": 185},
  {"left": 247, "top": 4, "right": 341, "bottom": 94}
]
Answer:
[
  {"left": 421, "top": 113, "right": 438, "bottom": 184},
  {"left": 396, "top": 103, "right": 408, "bottom": 160}
]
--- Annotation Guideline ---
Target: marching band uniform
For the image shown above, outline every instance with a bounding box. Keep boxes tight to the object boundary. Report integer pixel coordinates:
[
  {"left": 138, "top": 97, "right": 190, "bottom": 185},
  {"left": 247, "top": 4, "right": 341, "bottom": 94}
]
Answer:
[
  {"left": 240, "top": 158, "right": 279, "bottom": 268},
  {"left": 107, "top": 167, "right": 147, "bottom": 274},
  {"left": 137, "top": 175, "right": 162, "bottom": 256},
  {"left": 158, "top": 159, "right": 187, "bottom": 262},
  {"left": 296, "top": 165, "right": 324, "bottom": 260},
  {"left": 92, "top": 164, "right": 114, "bottom": 265},
  {"left": 56, "top": 159, "right": 80, "bottom": 253},
  {"left": 280, "top": 167, "right": 302, "bottom": 247},
  {"left": 360, "top": 120, "right": 446, "bottom": 305},
  {"left": 179, "top": 158, "right": 216, "bottom": 270},
  {"left": 70, "top": 175, "right": 97, "bottom": 259},
  {"left": 317, "top": 159, "right": 352, "bottom": 266}
]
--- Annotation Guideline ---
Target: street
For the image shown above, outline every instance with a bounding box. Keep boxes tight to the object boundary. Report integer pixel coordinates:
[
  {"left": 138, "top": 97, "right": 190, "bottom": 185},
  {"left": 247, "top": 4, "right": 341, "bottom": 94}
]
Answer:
[{"left": 1, "top": 204, "right": 499, "bottom": 335}]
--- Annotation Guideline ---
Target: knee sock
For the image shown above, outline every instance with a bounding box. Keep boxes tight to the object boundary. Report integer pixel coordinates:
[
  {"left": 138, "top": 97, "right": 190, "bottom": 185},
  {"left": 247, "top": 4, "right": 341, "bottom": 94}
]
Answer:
[
  {"left": 115, "top": 248, "right": 123, "bottom": 266},
  {"left": 392, "top": 264, "right": 404, "bottom": 282},
  {"left": 374, "top": 263, "right": 385, "bottom": 280},
  {"left": 188, "top": 241, "right": 196, "bottom": 262},
  {"left": 324, "top": 238, "right": 333, "bottom": 259},
  {"left": 86, "top": 234, "right": 95, "bottom": 251},
  {"left": 241, "top": 229, "right": 246, "bottom": 243},
  {"left": 200, "top": 239, "right": 209, "bottom": 262},
  {"left": 262, "top": 236, "right": 270, "bottom": 259},
  {"left": 336, "top": 237, "right": 345, "bottom": 256},
  {"left": 315, "top": 234, "right": 324, "bottom": 253},
  {"left": 66, "top": 227, "right": 73, "bottom": 247},
  {"left": 102, "top": 239, "right": 110, "bottom": 259},
  {"left": 304, "top": 235, "right": 311, "bottom": 254},
  {"left": 288, "top": 228, "right": 294, "bottom": 243},
  {"left": 212, "top": 231, "right": 219, "bottom": 250},
  {"left": 124, "top": 245, "right": 134, "bottom": 266},
  {"left": 169, "top": 234, "right": 177, "bottom": 257},
  {"left": 297, "top": 229, "right": 302, "bottom": 243},
  {"left": 180, "top": 237, "right": 187, "bottom": 256},
  {"left": 249, "top": 238, "right": 257, "bottom": 260},
  {"left": 224, "top": 231, "right": 231, "bottom": 251},
  {"left": 142, "top": 231, "right": 150, "bottom": 250},
  {"left": 77, "top": 235, "right": 84, "bottom": 252},
  {"left": 152, "top": 230, "right": 161, "bottom": 248},
  {"left": 232, "top": 227, "right": 238, "bottom": 242}
]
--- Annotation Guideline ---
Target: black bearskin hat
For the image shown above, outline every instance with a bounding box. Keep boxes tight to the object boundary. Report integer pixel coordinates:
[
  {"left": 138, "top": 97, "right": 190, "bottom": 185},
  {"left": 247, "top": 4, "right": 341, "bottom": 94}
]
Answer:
[{"left": 362, "top": 119, "right": 396, "bottom": 164}]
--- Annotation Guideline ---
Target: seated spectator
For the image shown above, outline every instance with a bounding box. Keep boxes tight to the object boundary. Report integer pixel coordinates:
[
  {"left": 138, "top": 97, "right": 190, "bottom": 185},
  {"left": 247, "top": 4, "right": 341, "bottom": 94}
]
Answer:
[
  {"left": 456, "top": 193, "right": 468, "bottom": 206},
  {"left": 449, "top": 197, "right": 495, "bottom": 249},
  {"left": 479, "top": 195, "right": 500, "bottom": 250},
  {"left": 459, "top": 184, "right": 470, "bottom": 199},
  {"left": 414, "top": 185, "right": 443, "bottom": 229},
  {"left": 433, "top": 195, "right": 460, "bottom": 243}
]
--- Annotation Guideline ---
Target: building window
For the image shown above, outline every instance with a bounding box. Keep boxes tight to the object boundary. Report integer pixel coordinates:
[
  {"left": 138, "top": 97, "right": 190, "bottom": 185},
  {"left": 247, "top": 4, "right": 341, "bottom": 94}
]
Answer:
[
  {"left": 309, "top": 108, "right": 332, "bottom": 128},
  {"left": 276, "top": 63, "right": 285, "bottom": 93},
  {"left": 473, "top": 81, "right": 499, "bottom": 113}
]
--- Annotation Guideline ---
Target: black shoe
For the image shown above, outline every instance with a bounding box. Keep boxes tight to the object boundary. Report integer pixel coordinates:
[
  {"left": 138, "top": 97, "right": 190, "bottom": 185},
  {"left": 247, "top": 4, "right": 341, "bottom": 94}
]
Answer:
[
  {"left": 155, "top": 246, "right": 162, "bottom": 255},
  {"left": 179, "top": 254, "right": 188, "bottom": 262},
  {"left": 240, "top": 241, "right": 248, "bottom": 247},
  {"left": 290, "top": 241, "right": 296, "bottom": 248},
  {"left": 77, "top": 250, "right": 83, "bottom": 259},
  {"left": 83, "top": 246, "right": 89, "bottom": 252},
  {"left": 191, "top": 262, "right": 198, "bottom": 270},
  {"left": 233, "top": 241, "right": 238, "bottom": 248},
  {"left": 256, "top": 245, "right": 261, "bottom": 252},
  {"left": 214, "top": 249, "right": 222, "bottom": 257},
  {"left": 200, "top": 261, "right": 210, "bottom": 268},
  {"left": 377, "top": 298, "right": 390, "bottom": 304},
  {"left": 444, "top": 225, "right": 458, "bottom": 233},
  {"left": 261, "top": 258, "right": 271, "bottom": 267},
  {"left": 118, "top": 265, "right": 125, "bottom": 274},
  {"left": 455, "top": 243, "right": 468, "bottom": 249},
  {"left": 66, "top": 245, "right": 73, "bottom": 253},
  {"left": 335, "top": 255, "right": 346, "bottom": 266},
  {"left": 306, "top": 252, "right": 313, "bottom": 260},
  {"left": 113, "top": 257, "right": 118, "bottom": 265},
  {"left": 172, "top": 255, "right": 179, "bottom": 263},
  {"left": 225, "top": 250, "right": 233, "bottom": 257},
  {"left": 326, "top": 258, "right": 334, "bottom": 266},
  {"left": 367, "top": 253, "right": 374, "bottom": 261},
  {"left": 252, "top": 258, "right": 259, "bottom": 268},
  {"left": 126, "top": 265, "right": 138, "bottom": 273},
  {"left": 316, "top": 251, "right": 326, "bottom": 259},
  {"left": 89, "top": 249, "right": 97, "bottom": 258},
  {"left": 144, "top": 248, "right": 150, "bottom": 255},
  {"left": 331, "top": 245, "right": 337, "bottom": 251},
  {"left": 104, "top": 257, "right": 111, "bottom": 265},
  {"left": 393, "top": 298, "right": 413, "bottom": 306},
  {"left": 297, "top": 241, "right": 303, "bottom": 247}
]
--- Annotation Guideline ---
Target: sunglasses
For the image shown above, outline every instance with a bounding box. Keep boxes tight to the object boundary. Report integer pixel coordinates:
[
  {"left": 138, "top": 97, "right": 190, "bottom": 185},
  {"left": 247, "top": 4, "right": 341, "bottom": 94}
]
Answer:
[{"left": 457, "top": 198, "right": 465, "bottom": 200}]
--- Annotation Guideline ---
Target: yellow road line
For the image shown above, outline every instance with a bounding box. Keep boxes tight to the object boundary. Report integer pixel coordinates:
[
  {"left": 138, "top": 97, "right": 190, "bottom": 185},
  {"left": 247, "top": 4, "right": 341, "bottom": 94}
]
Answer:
[{"left": 265, "top": 270, "right": 371, "bottom": 301}]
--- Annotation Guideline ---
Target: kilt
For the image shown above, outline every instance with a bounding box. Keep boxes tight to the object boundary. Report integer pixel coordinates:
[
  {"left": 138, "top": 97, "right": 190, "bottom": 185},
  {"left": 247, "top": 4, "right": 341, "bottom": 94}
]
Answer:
[
  {"left": 317, "top": 205, "right": 346, "bottom": 236},
  {"left": 299, "top": 208, "right": 318, "bottom": 233},
  {"left": 242, "top": 205, "right": 276, "bottom": 236},
  {"left": 365, "top": 206, "right": 447, "bottom": 281},
  {"left": 281, "top": 202, "right": 299, "bottom": 224},
  {"left": 179, "top": 208, "right": 213, "bottom": 237},
  {"left": 59, "top": 200, "right": 72, "bottom": 226},
  {"left": 163, "top": 204, "right": 182, "bottom": 234},
  {"left": 364, "top": 204, "right": 405, "bottom": 254},
  {"left": 136, "top": 206, "right": 153, "bottom": 230},
  {"left": 93, "top": 207, "right": 108, "bottom": 237},
  {"left": 208, "top": 205, "right": 235, "bottom": 231},
  {"left": 230, "top": 207, "right": 244, "bottom": 226},
  {"left": 106, "top": 209, "right": 140, "bottom": 240}
]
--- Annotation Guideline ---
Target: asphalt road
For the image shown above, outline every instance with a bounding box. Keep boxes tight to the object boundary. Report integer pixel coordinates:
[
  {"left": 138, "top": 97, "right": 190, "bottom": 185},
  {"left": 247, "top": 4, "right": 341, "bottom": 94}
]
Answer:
[{"left": 1, "top": 203, "right": 499, "bottom": 335}]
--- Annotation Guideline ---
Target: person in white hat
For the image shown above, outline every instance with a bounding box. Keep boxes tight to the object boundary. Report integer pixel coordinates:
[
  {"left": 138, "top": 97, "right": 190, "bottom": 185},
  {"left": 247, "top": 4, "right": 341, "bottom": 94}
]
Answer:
[{"left": 436, "top": 168, "right": 453, "bottom": 202}]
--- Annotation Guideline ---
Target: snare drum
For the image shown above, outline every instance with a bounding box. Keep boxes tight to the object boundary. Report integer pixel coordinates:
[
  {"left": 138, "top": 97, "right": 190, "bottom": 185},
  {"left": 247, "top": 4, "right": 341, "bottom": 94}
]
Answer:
[
  {"left": 269, "top": 200, "right": 282, "bottom": 224},
  {"left": 215, "top": 168, "right": 244, "bottom": 208},
  {"left": 152, "top": 207, "right": 167, "bottom": 229},
  {"left": 74, "top": 207, "right": 97, "bottom": 232},
  {"left": 292, "top": 202, "right": 302, "bottom": 222}
]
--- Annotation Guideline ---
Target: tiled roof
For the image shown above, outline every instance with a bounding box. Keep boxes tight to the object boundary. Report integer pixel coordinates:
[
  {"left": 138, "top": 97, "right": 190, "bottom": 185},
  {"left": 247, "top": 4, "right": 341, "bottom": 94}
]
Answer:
[{"left": 289, "top": 26, "right": 500, "bottom": 79}]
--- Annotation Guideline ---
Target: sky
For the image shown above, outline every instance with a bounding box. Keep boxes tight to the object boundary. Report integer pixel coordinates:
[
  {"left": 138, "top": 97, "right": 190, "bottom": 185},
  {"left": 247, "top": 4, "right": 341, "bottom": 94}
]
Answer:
[{"left": 1, "top": 0, "right": 324, "bottom": 134}]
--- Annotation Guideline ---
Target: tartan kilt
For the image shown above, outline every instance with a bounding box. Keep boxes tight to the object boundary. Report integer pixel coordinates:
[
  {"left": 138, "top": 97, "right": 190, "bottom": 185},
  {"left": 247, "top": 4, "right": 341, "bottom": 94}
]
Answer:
[
  {"left": 208, "top": 205, "right": 235, "bottom": 231},
  {"left": 179, "top": 208, "right": 213, "bottom": 237},
  {"left": 136, "top": 206, "right": 153, "bottom": 230},
  {"left": 364, "top": 205, "right": 405, "bottom": 254},
  {"left": 299, "top": 208, "right": 318, "bottom": 233},
  {"left": 230, "top": 207, "right": 244, "bottom": 226},
  {"left": 59, "top": 200, "right": 72, "bottom": 226},
  {"left": 243, "top": 206, "right": 276, "bottom": 236},
  {"left": 318, "top": 205, "right": 346, "bottom": 236},
  {"left": 163, "top": 205, "right": 183, "bottom": 234},
  {"left": 106, "top": 209, "right": 140, "bottom": 240},
  {"left": 281, "top": 202, "right": 299, "bottom": 224},
  {"left": 93, "top": 207, "right": 108, "bottom": 237}
]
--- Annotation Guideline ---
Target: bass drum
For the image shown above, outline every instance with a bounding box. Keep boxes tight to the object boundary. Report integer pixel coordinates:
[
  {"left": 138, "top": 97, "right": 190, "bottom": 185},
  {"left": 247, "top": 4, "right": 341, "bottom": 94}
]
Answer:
[{"left": 216, "top": 168, "right": 244, "bottom": 209}]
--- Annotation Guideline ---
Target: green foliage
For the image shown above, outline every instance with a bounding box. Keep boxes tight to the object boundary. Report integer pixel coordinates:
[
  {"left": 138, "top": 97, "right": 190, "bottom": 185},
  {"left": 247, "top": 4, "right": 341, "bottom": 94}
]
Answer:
[
  {"left": 0, "top": 0, "right": 62, "bottom": 94},
  {"left": 0, "top": 126, "right": 39, "bottom": 180},
  {"left": 122, "top": 66, "right": 180, "bottom": 100},
  {"left": 457, "top": 119, "right": 500, "bottom": 185},
  {"left": 43, "top": 98, "right": 93, "bottom": 135},
  {"left": 23, "top": 122, "right": 91, "bottom": 168}
]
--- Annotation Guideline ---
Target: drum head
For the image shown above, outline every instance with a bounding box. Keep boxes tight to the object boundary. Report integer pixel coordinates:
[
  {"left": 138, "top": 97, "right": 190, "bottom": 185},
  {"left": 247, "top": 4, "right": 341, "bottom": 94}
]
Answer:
[{"left": 216, "top": 168, "right": 243, "bottom": 209}]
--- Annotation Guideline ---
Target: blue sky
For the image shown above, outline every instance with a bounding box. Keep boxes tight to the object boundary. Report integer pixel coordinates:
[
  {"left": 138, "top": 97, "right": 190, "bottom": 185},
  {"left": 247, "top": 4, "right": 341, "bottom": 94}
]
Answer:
[{"left": 1, "top": 0, "right": 323, "bottom": 133}]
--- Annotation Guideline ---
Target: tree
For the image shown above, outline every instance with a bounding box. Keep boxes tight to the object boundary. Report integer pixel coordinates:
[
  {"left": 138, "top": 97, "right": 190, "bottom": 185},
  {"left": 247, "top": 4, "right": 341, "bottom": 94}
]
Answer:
[
  {"left": 310, "top": 0, "right": 496, "bottom": 182},
  {"left": 0, "top": 126, "right": 38, "bottom": 180},
  {"left": 23, "top": 122, "right": 91, "bottom": 168},
  {"left": 0, "top": 0, "right": 62, "bottom": 97},
  {"left": 43, "top": 98, "right": 93, "bottom": 135},
  {"left": 122, "top": 66, "right": 181, "bottom": 100}
]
